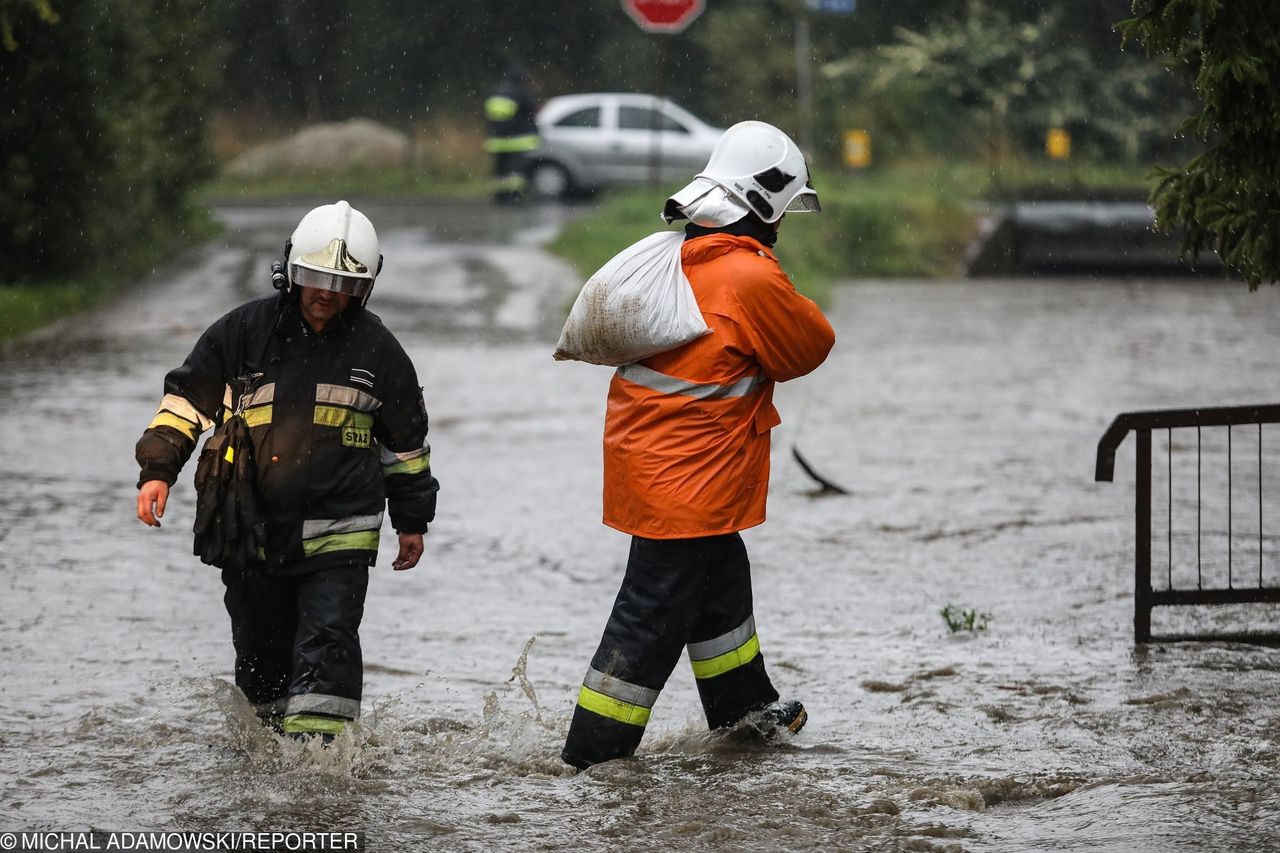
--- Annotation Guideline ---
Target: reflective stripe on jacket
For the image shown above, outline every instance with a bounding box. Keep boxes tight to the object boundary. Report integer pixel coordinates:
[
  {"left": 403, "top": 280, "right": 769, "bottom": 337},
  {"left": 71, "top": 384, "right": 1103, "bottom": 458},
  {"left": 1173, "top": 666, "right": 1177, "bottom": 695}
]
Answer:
[
  {"left": 602, "top": 234, "right": 835, "bottom": 538},
  {"left": 483, "top": 134, "right": 541, "bottom": 154},
  {"left": 485, "top": 81, "right": 539, "bottom": 153}
]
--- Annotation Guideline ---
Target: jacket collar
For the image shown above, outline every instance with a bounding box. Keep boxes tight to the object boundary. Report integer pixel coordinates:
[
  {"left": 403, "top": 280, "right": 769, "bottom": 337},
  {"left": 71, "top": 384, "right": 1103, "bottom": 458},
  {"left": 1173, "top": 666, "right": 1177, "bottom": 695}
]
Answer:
[{"left": 680, "top": 233, "right": 778, "bottom": 266}]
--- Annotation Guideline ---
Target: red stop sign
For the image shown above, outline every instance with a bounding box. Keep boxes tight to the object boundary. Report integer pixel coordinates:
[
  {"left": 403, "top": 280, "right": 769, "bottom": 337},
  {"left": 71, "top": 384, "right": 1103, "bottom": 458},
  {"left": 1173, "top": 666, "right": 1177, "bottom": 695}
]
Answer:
[{"left": 622, "top": 0, "right": 705, "bottom": 33}]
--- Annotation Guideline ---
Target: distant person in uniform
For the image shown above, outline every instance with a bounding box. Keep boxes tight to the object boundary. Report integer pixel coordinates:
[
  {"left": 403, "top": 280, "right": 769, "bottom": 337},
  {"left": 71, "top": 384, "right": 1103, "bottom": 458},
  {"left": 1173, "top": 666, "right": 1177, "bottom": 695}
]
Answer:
[
  {"left": 135, "top": 201, "right": 439, "bottom": 740},
  {"left": 484, "top": 64, "right": 540, "bottom": 205},
  {"left": 560, "top": 121, "right": 835, "bottom": 769}
]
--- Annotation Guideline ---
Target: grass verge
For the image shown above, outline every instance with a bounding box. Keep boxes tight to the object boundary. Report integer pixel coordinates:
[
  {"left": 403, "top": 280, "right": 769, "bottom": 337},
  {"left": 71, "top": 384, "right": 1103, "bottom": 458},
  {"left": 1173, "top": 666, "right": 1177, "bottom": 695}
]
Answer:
[
  {"left": 547, "top": 164, "right": 981, "bottom": 307},
  {"left": 0, "top": 279, "right": 123, "bottom": 343},
  {"left": 197, "top": 167, "right": 487, "bottom": 203},
  {"left": 984, "top": 161, "right": 1155, "bottom": 202},
  {"left": 0, "top": 212, "right": 218, "bottom": 347}
]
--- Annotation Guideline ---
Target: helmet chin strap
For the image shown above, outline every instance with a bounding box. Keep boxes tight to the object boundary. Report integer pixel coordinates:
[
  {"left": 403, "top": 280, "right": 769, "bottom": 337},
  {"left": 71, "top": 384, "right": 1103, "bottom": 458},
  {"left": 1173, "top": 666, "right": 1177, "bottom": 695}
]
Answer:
[{"left": 356, "top": 254, "right": 385, "bottom": 307}]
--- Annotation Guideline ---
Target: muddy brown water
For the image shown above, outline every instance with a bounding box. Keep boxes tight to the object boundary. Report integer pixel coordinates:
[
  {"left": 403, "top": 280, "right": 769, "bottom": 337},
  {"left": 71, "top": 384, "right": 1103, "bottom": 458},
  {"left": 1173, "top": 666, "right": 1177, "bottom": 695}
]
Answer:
[{"left": 1, "top": 201, "right": 1278, "bottom": 851}]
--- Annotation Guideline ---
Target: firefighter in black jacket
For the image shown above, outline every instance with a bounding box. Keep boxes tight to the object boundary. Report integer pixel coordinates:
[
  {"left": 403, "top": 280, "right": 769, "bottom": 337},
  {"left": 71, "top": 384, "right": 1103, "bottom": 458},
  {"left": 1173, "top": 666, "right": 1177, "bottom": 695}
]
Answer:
[
  {"left": 484, "top": 64, "right": 540, "bottom": 204},
  {"left": 135, "top": 201, "right": 439, "bottom": 739}
]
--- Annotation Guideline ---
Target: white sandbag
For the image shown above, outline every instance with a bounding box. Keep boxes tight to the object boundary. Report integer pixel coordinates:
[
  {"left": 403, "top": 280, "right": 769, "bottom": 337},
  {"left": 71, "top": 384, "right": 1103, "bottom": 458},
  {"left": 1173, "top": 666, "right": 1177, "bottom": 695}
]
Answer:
[{"left": 554, "top": 230, "right": 710, "bottom": 366}]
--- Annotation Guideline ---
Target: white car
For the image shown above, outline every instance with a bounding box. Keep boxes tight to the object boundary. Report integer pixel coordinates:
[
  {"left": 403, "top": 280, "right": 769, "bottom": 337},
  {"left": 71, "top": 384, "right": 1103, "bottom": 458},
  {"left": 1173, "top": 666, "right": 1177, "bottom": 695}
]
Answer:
[{"left": 527, "top": 93, "right": 724, "bottom": 199}]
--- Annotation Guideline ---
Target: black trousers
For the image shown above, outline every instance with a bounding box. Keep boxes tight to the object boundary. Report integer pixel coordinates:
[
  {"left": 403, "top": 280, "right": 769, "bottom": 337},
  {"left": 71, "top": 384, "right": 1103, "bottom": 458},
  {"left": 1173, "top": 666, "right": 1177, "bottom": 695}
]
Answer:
[
  {"left": 221, "top": 563, "right": 368, "bottom": 730},
  {"left": 491, "top": 151, "right": 528, "bottom": 202},
  {"left": 562, "top": 532, "right": 780, "bottom": 768}
]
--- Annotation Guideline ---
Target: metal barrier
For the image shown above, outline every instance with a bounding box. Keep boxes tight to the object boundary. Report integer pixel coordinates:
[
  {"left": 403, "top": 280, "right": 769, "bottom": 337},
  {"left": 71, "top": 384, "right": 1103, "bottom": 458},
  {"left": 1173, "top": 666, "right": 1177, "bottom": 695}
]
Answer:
[{"left": 1096, "top": 404, "right": 1280, "bottom": 642}]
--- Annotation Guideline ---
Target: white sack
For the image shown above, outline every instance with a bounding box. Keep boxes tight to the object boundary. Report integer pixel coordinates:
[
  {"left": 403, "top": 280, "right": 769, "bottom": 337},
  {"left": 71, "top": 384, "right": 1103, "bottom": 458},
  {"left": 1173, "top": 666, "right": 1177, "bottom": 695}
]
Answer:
[{"left": 553, "top": 230, "right": 711, "bottom": 366}]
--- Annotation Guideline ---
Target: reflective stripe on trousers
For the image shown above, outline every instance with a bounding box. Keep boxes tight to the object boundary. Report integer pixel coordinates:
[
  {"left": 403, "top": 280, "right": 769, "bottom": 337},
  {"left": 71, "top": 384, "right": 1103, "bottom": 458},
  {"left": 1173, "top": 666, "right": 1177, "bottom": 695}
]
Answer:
[
  {"left": 286, "top": 692, "right": 361, "bottom": 720},
  {"left": 221, "top": 564, "right": 368, "bottom": 731},
  {"left": 562, "top": 533, "right": 780, "bottom": 768},
  {"left": 576, "top": 667, "right": 660, "bottom": 727},
  {"left": 283, "top": 714, "right": 350, "bottom": 736},
  {"left": 687, "top": 615, "right": 761, "bottom": 679}
]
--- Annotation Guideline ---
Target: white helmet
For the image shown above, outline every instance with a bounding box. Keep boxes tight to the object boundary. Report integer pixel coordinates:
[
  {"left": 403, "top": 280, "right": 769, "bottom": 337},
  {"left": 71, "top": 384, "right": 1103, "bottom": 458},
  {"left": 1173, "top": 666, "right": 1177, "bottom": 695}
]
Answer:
[
  {"left": 663, "top": 121, "right": 820, "bottom": 225},
  {"left": 286, "top": 200, "right": 382, "bottom": 305}
]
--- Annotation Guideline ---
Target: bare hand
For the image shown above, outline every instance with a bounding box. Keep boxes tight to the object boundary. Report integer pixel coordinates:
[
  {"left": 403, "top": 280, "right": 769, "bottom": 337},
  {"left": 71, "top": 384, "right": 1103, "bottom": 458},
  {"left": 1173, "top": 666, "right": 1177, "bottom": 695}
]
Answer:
[
  {"left": 392, "top": 532, "right": 424, "bottom": 571},
  {"left": 137, "top": 480, "right": 170, "bottom": 527}
]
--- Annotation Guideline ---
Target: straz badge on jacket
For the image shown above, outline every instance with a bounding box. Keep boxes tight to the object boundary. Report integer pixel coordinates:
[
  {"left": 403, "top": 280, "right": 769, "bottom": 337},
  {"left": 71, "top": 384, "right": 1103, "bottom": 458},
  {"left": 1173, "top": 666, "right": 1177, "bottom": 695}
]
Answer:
[{"left": 342, "top": 424, "right": 372, "bottom": 448}]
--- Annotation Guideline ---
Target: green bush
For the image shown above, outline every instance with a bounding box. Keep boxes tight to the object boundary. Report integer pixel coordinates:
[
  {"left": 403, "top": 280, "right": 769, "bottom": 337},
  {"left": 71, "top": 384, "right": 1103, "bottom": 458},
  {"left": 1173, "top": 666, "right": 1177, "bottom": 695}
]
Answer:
[
  {"left": 941, "top": 604, "right": 992, "bottom": 633},
  {"left": 0, "top": 0, "right": 220, "bottom": 284},
  {"left": 801, "top": 178, "right": 972, "bottom": 279},
  {"left": 823, "top": 0, "right": 1197, "bottom": 168}
]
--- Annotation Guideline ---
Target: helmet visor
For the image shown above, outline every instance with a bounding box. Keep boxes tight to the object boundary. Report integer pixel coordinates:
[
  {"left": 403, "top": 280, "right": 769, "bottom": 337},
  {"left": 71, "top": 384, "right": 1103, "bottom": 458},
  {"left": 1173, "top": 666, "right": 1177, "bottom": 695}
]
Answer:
[
  {"left": 784, "top": 190, "right": 821, "bottom": 214},
  {"left": 291, "top": 263, "right": 373, "bottom": 298}
]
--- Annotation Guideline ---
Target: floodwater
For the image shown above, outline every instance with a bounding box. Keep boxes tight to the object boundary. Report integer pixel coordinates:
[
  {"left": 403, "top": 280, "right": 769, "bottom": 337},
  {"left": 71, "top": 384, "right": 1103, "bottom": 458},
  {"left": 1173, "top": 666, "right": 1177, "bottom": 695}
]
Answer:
[{"left": 2, "top": 200, "right": 1279, "bottom": 851}]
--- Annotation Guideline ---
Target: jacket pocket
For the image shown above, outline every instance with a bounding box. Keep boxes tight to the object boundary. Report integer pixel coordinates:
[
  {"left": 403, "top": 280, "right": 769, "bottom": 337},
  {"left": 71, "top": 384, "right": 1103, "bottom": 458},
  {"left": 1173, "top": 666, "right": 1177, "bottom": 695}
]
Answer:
[{"left": 754, "top": 403, "right": 781, "bottom": 435}]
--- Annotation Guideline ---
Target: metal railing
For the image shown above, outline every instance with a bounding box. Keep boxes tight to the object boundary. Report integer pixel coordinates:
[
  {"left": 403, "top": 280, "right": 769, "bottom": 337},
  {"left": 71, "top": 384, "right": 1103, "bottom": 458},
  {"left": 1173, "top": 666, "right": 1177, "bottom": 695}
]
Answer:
[{"left": 1096, "top": 404, "right": 1280, "bottom": 642}]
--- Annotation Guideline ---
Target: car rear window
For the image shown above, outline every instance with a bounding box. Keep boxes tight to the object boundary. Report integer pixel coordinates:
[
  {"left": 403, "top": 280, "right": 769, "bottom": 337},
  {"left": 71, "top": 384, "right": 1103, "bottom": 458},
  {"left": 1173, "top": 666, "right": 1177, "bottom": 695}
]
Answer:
[
  {"left": 553, "top": 107, "right": 601, "bottom": 128},
  {"left": 618, "top": 107, "right": 689, "bottom": 134}
]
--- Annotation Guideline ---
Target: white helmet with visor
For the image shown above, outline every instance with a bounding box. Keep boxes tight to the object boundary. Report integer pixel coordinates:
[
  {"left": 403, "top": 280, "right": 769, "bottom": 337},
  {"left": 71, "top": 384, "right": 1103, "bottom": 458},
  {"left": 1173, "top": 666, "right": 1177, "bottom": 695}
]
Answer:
[
  {"left": 662, "top": 120, "right": 820, "bottom": 226},
  {"left": 286, "top": 201, "right": 382, "bottom": 306}
]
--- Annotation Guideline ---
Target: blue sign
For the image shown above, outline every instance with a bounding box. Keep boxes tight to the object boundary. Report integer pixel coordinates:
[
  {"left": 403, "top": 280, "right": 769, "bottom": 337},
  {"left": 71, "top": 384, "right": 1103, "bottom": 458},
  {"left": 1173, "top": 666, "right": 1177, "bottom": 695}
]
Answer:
[{"left": 808, "top": 0, "right": 855, "bottom": 12}]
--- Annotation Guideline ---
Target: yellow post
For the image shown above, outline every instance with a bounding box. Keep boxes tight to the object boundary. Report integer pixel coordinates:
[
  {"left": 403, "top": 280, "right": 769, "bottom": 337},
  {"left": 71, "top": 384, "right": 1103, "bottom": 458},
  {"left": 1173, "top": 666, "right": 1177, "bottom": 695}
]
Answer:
[
  {"left": 1046, "top": 128, "right": 1071, "bottom": 161},
  {"left": 843, "top": 129, "right": 871, "bottom": 169}
]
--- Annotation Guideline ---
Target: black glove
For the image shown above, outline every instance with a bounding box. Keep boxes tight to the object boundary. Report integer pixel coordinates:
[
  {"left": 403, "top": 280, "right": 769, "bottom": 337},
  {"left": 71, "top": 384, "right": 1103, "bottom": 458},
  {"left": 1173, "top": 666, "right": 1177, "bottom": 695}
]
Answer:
[
  {"left": 231, "top": 418, "right": 267, "bottom": 566},
  {"left": 192, "top": 415, "right": 264, "bottom": 569}
]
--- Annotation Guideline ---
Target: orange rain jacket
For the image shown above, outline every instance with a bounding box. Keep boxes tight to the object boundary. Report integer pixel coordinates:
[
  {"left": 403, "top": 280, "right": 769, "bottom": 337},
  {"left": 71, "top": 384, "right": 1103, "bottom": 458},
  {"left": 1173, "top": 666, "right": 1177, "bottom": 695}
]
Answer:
[{"left": 602, "top": 233, "right": 836, "bottom": 539}]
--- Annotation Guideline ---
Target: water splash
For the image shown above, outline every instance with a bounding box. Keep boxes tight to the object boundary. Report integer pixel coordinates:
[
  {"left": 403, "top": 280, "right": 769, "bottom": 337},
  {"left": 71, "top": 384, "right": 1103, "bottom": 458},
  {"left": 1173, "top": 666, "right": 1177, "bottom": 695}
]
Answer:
[{"left": 503, "top": 634, "right": 542, "bottom": 722}]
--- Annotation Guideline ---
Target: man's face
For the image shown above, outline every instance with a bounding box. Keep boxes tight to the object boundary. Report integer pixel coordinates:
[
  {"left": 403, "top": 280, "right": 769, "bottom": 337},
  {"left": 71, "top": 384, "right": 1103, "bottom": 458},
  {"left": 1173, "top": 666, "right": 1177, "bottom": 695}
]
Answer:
[{"left": 298, "top": 286, "right": 352, "bottom": 331}]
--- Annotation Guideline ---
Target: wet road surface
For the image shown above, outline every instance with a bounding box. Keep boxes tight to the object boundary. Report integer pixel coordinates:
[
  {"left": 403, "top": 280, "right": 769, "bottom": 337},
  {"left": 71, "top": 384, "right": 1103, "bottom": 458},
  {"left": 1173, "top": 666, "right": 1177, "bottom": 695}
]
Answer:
[{"left": 1, "top": 200, "right": 1279, "bottom": 851}]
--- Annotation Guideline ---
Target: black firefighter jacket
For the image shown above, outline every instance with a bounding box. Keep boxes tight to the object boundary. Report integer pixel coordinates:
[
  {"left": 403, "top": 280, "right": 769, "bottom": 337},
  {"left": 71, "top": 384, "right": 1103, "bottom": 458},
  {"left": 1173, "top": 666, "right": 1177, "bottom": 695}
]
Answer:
[{"left": 136, "top": 293, "right": 439, "bottom": 574}]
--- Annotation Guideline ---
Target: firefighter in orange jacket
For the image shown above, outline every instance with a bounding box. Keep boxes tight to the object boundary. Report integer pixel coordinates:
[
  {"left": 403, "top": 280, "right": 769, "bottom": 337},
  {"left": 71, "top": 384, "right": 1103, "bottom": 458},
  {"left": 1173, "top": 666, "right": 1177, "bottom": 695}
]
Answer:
[{"left": 562, "top": 122, "right": 835, "bottom": 769}]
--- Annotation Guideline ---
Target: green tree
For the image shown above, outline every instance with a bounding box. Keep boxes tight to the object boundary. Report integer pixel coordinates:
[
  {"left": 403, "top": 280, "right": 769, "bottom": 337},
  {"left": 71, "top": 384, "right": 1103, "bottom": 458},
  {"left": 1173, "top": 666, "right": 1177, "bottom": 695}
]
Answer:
[
  {"left": 0, "top": 0, "right": 56, "bottom": 51},
  {"left": 824, "top": 0, "right": 1187, "bottom": 164},
  {"left": 1119, "top": 0, "right": 1280, "bottom": 286},
  {"left": 0, "top": 0, "right": 221, "bottom": 282},
  {"left": 214, "top": 0, "right": 666, "bottom": 122},
  {"left": 694, "top": 5, "right": 800, "bottom": 127},
  {"left": 0, "top": 2, "right": 105, "bottom": 278}
]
